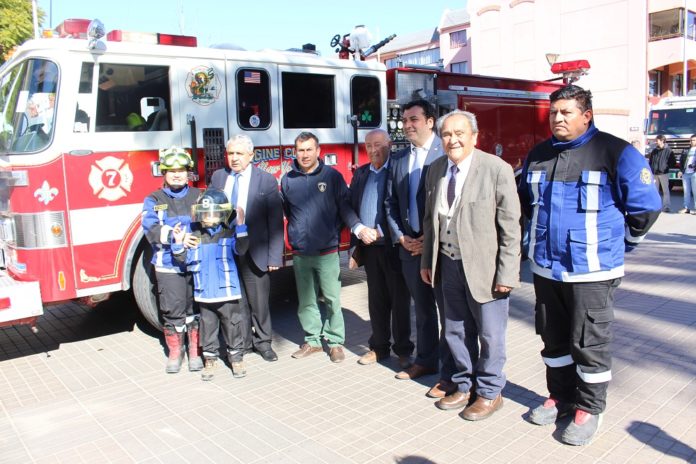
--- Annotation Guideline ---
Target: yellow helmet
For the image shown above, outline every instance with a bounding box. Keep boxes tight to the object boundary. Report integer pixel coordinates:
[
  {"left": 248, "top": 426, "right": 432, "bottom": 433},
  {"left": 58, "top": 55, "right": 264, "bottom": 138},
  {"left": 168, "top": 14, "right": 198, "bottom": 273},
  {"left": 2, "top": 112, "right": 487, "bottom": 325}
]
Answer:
[{"left": 159, "top": 146, "right": 193, "bottom": 171}]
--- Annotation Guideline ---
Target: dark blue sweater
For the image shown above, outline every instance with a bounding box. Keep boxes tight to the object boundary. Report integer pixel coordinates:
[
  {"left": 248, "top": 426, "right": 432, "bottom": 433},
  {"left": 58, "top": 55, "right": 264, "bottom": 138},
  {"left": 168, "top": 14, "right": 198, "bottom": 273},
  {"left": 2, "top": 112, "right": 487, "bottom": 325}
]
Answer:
[{"left": 280, "top": 159, "right": 359, "bottom": 255}]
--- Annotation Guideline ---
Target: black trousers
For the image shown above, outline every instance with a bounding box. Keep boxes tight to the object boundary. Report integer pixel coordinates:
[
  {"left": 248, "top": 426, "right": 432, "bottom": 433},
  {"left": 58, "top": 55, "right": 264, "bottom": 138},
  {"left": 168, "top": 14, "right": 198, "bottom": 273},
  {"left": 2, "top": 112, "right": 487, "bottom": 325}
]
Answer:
[
  {"left": 533, "top": 274, "right": 620, "bottom": 414},
  {"left": 237, "top": 254, "right": 273, "bottom": 351},
  {"left": 156, "top": 271, "right": 193, "bottom": 329},
  {"left": 362, "top": 245, "right": 413, "bottom": 357},
  {"left": 199, "top": 300, "right": 251, "bottom": 360}
]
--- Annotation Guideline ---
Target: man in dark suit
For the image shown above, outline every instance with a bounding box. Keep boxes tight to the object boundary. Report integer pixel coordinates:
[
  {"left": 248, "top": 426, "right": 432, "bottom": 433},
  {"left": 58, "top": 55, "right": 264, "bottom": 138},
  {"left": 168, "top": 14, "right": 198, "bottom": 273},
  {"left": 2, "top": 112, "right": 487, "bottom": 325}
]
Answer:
[
  {"left": 385, "top": 99, "right": 455, "bottom": 398},
  {"left": 210, "top": 134, "right": 284, "bottom": 361},
  {"left": 421, "top": 110, "right": 521, "bottom": 421},
  {"left": 349, "top": 129, "right": 413, "bottom": 367}
]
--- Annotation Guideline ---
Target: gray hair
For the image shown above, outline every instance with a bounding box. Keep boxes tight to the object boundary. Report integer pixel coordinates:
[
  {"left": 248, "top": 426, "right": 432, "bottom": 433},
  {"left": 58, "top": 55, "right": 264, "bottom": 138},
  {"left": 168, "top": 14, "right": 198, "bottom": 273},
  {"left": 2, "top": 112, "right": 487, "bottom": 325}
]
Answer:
[
  {"left": 226, "top": 134, "right": 254, "bottom": 154},
  {"left": 436, "top": 110, "right": 479, "bottom": 135},
  {"left": 365, "top": 128, "right": 390, "bottom": 141}
]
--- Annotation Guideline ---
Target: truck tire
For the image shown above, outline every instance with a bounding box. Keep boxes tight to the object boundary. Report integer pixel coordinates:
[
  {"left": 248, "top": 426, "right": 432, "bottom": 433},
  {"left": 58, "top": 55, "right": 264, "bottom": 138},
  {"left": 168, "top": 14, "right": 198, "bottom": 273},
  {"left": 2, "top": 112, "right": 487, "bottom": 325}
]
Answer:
[{"left": 132, "top": 250, "right": 163, "bottom": 331}]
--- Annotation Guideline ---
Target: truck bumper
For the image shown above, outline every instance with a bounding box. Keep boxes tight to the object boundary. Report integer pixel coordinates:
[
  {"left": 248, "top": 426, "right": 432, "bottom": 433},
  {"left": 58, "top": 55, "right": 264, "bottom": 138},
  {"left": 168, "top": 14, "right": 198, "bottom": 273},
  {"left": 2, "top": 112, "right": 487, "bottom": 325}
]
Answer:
[{"left": 0, "top": 270, "right": 43, "bottom": 324}]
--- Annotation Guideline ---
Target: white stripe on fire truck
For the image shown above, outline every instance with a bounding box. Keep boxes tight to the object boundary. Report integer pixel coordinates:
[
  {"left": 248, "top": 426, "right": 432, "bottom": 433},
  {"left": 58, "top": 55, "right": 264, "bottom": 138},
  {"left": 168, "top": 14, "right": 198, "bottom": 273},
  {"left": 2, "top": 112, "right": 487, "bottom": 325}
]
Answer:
[{"left": 69, "top": 204, "right": 143, "bottom": 246}]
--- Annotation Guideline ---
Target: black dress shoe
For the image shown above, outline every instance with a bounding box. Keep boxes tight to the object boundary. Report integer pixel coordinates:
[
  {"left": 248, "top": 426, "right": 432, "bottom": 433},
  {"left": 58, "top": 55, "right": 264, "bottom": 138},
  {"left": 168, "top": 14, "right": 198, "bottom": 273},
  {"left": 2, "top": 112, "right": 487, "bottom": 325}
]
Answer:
[{"left": 259, "top": 348, "right": 278, "bottom": 362}]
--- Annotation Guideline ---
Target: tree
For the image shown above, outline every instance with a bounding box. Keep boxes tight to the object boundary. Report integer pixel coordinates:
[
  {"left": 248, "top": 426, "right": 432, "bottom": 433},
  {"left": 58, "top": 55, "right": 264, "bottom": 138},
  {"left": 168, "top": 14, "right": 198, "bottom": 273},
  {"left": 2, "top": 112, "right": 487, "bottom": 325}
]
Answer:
[{"left": 0, "top": 0, "right": 44, "bottom": 64}]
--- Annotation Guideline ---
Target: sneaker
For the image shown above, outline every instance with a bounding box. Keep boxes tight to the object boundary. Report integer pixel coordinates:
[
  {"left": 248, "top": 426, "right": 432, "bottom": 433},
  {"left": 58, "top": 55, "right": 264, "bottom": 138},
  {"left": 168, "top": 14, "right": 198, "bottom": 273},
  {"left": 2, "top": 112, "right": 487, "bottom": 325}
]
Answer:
[
  {"left": 678, "top": 208, "right": 689, "bottom": 214},
  {"left": 529, "top": 397, "right": 574, "bottom": 425},
  {"left": 201, "top": 357, "right": 216, "bottom": 381},
  {"left": 691, "top": 210, "right": 696, "bottom": 215},
  {"left": 561, "top": 410, "right": 603, "bottom": 446},
  {"left": 291, "top": 343, "right": 323, "bottom": 359},
  {"left": 329, "top": 346, "right": 345, "bottom": 363}
]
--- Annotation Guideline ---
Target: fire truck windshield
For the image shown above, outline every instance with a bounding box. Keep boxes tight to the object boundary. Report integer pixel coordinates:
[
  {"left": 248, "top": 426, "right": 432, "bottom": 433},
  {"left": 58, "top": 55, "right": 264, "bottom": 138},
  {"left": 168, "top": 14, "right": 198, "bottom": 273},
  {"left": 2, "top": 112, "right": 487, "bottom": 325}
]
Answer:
[
  {"left": 647, "top": 108, "right": 696, "bottom": 137},
  {"left": 0, "top": 59, "right": 58, "bottom": 154}
]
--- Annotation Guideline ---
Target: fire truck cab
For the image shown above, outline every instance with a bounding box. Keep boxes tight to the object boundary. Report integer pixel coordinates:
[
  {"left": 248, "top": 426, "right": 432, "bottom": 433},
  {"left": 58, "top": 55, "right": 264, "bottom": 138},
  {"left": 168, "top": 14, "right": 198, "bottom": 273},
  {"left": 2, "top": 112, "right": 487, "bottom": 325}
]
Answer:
[
  {"left": 646, "top": 94, "right": 696, "bottom": 188},
  {"left": 0, "top": 19, "right": 568, "bottom": 330}
]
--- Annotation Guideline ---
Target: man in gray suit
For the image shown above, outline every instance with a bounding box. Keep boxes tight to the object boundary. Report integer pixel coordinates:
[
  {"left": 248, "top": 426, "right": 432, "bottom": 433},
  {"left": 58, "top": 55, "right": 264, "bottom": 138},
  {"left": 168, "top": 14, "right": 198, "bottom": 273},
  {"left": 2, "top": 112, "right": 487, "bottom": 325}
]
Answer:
[
  {"left": 421, "top": 110, "right": 521, "bottom": 421},
  {"left": 385, "top": 99, "right": 455, "bottom": 398}
]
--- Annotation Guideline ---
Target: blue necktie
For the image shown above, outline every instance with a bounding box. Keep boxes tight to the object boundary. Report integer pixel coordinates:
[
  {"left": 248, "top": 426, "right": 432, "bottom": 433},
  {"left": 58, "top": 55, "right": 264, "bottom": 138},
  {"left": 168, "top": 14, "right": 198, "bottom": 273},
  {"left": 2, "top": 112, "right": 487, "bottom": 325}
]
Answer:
[
  {"left": 447, "top": 165, "right": 459, "bottom": 208},
  {"left": 230, "top": 173, "right": 240, "bottom": 206}
]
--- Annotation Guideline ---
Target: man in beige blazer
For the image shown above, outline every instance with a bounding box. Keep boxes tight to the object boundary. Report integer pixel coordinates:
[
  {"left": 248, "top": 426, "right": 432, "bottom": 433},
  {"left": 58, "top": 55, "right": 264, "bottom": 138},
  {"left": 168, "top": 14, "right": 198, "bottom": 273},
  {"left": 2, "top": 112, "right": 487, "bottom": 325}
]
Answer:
[{"left": 421, "top": 110, "right": 521, "bottom": 421}]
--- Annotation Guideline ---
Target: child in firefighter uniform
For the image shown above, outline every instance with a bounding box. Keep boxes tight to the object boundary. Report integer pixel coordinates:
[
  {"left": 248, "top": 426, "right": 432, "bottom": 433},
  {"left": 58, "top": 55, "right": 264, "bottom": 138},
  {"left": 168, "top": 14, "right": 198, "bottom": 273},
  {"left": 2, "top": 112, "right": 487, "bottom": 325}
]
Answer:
[
  {"left": 141, "top": 147, "right": 202, "bottom": 374},
  {"left": 172, "top": 188, "right": 251, "bottom": 381}
]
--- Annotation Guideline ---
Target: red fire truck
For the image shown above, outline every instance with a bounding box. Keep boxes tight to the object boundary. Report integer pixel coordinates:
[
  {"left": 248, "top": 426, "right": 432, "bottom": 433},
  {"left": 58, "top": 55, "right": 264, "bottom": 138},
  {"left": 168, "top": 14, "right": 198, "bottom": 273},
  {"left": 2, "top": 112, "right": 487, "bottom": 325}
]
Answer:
[{"left": 0, "top": 19, "right": 572, "bottom": 330}]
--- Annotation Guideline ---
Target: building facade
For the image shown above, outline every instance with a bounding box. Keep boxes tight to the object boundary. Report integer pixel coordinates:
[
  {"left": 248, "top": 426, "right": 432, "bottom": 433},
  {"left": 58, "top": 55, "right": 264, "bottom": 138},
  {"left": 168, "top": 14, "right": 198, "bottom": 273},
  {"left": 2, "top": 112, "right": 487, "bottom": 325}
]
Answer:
[
  {"left": 369, "top": 8, "right": 470, "bottom": 73},
  {"left": 369, "top": 1, "right": 696, "bottom": 148}
]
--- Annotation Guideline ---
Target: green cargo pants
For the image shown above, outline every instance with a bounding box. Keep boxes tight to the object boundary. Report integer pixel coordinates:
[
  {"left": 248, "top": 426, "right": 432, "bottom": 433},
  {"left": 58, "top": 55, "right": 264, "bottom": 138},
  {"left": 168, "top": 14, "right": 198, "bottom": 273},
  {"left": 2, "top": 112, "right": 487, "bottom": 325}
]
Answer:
[{"left": 293, "top": 253, "right": 344, "bottom": 347}]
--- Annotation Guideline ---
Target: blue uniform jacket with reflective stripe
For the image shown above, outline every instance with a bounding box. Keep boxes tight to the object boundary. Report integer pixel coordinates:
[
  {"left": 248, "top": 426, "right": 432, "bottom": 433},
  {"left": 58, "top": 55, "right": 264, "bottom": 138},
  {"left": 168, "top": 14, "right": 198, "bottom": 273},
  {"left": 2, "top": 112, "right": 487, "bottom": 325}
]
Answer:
[
  {"left": 518, "top": 124, "right": 661, "bottom": 282},
  {"left": 141, "top": 186, "right": 200, "bottom": 273},
  {"left": 172, "top": 223, "right": 249, "bottom": 303}
]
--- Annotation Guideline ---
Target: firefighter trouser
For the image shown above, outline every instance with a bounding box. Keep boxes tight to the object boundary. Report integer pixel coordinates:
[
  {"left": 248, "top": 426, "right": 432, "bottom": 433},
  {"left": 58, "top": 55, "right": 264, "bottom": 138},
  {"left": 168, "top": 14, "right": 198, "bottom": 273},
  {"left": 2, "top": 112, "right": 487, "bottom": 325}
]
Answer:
[
  {"left": 156, "top": 271, "right": 194, "bottom": 330},
  {"left": 533, "top": 274, "right": 620, "bottom": 415},
  {"left": 199, "top": 300, "right": 250, "bottom": 360}
]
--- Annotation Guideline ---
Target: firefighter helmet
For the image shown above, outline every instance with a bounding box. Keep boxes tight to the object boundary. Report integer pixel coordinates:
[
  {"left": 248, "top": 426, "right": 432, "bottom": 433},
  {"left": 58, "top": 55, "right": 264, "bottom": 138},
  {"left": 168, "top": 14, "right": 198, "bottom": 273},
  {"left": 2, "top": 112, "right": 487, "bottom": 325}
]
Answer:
[
  {"left": 159, "top": 146, "right": 193, "bottom": 171},
  {"left": 192, "top": 188, "right": 232, "bottom": 226}
]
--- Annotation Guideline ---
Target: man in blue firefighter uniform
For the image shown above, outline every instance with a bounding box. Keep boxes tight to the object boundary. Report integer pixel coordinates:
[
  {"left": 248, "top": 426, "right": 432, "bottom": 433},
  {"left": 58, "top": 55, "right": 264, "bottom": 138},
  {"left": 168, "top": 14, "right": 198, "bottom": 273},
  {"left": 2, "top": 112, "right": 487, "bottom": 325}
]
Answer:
[{"left": 518, "top": 85, "right": 661, "bottom": 446}]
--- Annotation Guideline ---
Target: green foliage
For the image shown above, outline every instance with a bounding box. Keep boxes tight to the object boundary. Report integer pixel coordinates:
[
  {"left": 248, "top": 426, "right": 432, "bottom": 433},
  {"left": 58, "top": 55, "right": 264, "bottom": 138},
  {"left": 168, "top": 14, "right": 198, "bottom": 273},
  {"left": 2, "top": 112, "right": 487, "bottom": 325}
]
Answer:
[{"left": 0, "top": 0, "right": 44, "bottom": 64}]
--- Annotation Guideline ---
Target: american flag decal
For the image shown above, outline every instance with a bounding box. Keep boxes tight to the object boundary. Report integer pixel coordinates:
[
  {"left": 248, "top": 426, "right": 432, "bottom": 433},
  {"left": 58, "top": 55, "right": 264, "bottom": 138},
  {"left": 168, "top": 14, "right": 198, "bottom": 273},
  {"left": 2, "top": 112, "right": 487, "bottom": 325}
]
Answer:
[{"left": 244, "top": 71, "right": 261, "bottom": 84}]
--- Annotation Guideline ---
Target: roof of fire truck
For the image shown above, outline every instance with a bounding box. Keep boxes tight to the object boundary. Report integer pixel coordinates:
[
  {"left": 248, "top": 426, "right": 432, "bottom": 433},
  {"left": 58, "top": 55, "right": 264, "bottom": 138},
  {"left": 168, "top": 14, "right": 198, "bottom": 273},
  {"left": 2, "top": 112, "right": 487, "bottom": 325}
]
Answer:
[
  {"left": 4, "top": 19, "right": 386, "bottom": 73},
  {"left": 650, "top": 93, "right": 696, "bottom": 110}
]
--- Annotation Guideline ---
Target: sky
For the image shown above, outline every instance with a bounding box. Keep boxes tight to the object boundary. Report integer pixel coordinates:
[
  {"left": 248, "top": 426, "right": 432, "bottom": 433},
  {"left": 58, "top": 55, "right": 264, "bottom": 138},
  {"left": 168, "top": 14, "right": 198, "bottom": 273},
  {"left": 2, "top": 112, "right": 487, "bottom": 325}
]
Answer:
[{"left": 36, "top": 0, "right": 466, "bottom": 57}]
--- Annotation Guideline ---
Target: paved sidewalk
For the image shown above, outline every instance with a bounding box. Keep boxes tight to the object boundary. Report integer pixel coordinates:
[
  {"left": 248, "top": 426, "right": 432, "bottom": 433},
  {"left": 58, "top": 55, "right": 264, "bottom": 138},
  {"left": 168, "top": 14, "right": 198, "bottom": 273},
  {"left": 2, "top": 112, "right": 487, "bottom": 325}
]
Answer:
[{"left": 1, "top": 204, "right": 696, "bottom": 463}]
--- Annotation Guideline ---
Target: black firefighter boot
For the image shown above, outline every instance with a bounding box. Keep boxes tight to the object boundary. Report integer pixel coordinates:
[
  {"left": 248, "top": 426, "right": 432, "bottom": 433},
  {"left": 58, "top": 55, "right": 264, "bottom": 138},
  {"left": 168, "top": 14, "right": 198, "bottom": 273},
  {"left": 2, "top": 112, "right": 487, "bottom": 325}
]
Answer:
[
  {"left": 186, "top": 320, "right": 203, "bottom": 372},
  {"left": 163, "top": 327, "right": 185, "bottom": 374}
]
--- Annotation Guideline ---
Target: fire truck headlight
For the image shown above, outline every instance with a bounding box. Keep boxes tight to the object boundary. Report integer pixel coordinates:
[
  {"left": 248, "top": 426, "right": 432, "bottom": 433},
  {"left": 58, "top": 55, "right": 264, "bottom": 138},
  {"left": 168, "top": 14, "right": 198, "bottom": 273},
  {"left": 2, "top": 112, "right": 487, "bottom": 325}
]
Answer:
[{"left": 50, "top": 223, "right": 64, "bottom": 237}]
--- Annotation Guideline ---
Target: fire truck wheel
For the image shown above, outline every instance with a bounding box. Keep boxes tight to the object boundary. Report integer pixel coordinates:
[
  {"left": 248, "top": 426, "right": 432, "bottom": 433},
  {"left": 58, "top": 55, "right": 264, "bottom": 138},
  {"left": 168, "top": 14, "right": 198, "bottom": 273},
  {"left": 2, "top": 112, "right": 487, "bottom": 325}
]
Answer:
[{"left": 132, "top": 250, "right": 163, "bottom": 331}]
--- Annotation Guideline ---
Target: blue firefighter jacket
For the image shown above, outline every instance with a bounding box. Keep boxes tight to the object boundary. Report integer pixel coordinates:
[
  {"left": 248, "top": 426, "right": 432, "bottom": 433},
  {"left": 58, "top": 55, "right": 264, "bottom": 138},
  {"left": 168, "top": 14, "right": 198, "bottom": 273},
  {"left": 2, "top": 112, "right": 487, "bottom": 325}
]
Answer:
[
  {"left": 141, "top": 186, "right": 200, "bottom": 273},
  {"left": 518, "top": 123, "right": 662, "bottom": 282},
  {"left": 172, "top": 223, "right": 249, "bottom": 303}
]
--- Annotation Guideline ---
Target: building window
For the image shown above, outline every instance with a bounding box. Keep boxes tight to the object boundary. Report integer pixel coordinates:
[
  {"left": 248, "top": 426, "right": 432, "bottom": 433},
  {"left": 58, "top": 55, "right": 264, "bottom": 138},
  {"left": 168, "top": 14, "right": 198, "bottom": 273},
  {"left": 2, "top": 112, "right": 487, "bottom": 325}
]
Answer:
[
  {"left": 451, "top": 61, "right": 468, "bottom": 74},
  {"left": 450, "top": 30, "right": 467, "bottom": 48},
  {"left": 670, "top": 73, "right": 683, "bottom": 96},
  {"left": 649, "top": 8, "right": 686, "bottom": 41},
  {"left": 649, "top": 70, "right": 663, "bottom": 97},
  {"left": 385, "top": 49, "right": 440, "bottom": 69},
  {"left": 281, "top": 72, "right": 335, "bottom": 128}
]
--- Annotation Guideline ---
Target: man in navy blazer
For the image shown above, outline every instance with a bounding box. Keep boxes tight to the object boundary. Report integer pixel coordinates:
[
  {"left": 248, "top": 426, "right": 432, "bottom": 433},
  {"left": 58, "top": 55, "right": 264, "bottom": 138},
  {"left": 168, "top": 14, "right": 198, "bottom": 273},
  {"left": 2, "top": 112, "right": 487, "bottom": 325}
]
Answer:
[
  {"left": 385, "top": 100, "right": 455, "bottom": 398},
  {"left": 349, "top": 129, "right": 413, "bottom": 368},
  {"left": 210, "top": 134, "right": 284, "bottom": 361}
]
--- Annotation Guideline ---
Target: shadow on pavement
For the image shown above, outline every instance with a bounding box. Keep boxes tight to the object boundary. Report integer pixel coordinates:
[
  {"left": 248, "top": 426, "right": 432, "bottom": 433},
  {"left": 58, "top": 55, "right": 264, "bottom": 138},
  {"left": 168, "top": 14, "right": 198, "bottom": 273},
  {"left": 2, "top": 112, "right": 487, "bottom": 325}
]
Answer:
[
  {"left": 0, "top": 290, "right": 157, "bottom": 362},
  {"left": 627, "top": 421, "right": 696, "bottom": 462}
]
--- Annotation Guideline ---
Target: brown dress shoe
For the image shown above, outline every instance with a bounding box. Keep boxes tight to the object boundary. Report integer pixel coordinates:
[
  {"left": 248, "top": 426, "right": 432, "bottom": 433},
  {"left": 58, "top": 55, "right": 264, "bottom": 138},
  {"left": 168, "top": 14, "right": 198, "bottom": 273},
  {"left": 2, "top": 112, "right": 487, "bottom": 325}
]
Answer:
[
  {"left": 460, "top": 394, "right": 504, "bottom": 421},
  {"left": 395, "top": 363, "right": 437, "bottom": 380},
  {"left": 435, "top": 390, "right": 471, "bottom": 410},
  {"left": 427, "top": 379, "right": 457, "bottom": 398},
  {"left": 292, "top": 343, "right": 323, "bottom": 359},
  {"left": 358, "top": 350, "right": 388, "bottom": 365},
  {"left": 329, "top": 346, "right": 345, "bottom": 363}
]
